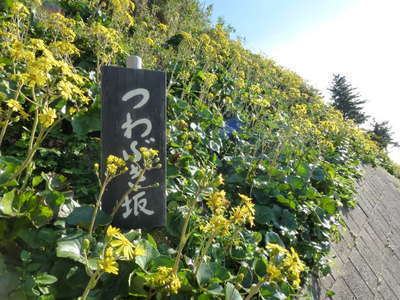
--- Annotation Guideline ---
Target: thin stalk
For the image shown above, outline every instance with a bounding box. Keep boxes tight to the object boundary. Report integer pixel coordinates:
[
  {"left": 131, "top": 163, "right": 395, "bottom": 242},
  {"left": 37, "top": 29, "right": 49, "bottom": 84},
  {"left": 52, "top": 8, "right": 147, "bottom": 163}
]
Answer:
[
  {"left": 88, "top": 176, "right": 110, "bottom": 236},
  {"left": 173, "top": 189, "right": 201, "bottom": 273},
  {"left": 0, "top": 110, "right": 12, "bottom": 150},
  {"left": 244, "top": 275, "right": 268, "bottom": 300},
  {"left": 80, "top": 270, "right": 101, "bottom": 300},
  {"left": 0, "top": 85, "right": 22, "bottom": 149},
  {"left": 193, "top": 232, "right": 216, "bottom": 274}
]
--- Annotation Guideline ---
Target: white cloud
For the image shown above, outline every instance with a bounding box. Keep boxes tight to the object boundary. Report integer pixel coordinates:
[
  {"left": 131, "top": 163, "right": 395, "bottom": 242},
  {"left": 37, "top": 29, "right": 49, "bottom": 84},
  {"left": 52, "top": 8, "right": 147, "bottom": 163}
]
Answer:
[{"left": 258, "top": 0, "right": 400, "bottom": 163}]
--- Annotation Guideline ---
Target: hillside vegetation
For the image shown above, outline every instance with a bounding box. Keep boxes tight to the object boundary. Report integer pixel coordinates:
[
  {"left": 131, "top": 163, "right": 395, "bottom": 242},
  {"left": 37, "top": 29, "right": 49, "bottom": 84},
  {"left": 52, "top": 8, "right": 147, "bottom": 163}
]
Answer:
[{"left": 0, "top": 0, "right": 396, "bottom": 299}]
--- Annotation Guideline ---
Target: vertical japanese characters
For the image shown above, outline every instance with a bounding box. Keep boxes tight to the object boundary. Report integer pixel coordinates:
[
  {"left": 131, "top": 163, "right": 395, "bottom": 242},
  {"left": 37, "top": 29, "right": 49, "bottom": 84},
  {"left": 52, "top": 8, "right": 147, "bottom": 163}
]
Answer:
[{"left": 120, "top": 88, "right": 155, "bottom": 218}]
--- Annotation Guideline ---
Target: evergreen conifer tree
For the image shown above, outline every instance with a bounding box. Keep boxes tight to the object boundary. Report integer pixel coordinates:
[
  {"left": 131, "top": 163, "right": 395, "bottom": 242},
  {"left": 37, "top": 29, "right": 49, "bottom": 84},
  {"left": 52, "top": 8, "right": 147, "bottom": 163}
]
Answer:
[
  {"left": 329, "top": 74, "right": 368, "bottom": 124},
  {"left": 369, "top": 120, "right": 399, "bottom": 149}
]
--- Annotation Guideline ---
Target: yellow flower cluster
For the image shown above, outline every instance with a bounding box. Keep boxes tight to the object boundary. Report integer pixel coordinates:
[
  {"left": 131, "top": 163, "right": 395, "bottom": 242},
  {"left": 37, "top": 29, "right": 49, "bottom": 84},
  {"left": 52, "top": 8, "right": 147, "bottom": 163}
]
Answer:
[
  {"left": 158, "top": 23, "right": 168, "bottom": 32},
  {"left": 266, "top": 243, "right": 305, "bottom": 289},
  {"left": 110, "top": 0, "right": 135, "bottom": 27},
  {"left": 98, "top": 248, "right": 119, "bottom": 275},
  {"left": 89, "top": 22, "right": 122, "bottom": 64},
  {"left": 41, "top": 12, "right": 76, "bottom": 42},
  {"left": 145, "top": 37, "right": 155, "bottom": 47},
  {"left": 148, "top": 266, "right": 181, "bottom": 294},
  {"left": 39, "top": 107, "right": 57, "bottom": 128},
  {"left": 140, "top": 147, "right": 160, "bottom": 169},
  {"left": 50, "top": 41, "right": 80, "bottom": 57},
  {"left": 250, "top": 97, "right": 270, "bottom": 108},
  {"left": 140, "top": 147, "right": 159, "bottom": 160},
  {"left": 6, "top": 99, "right": 22, "bottom": 112},
  {"left": 106, "top": 155, "right": 128, "bottom": 176},
  {"left": 206, "top": 190, "right": 229, "bottom": 215},
  {"left": 203, "top": 72, "right": 218, "bottom": 88},
  {"left": 10, "top": 1, "right": 29, "bottom": 18},
  {"left": 215, "top": 174, "right": 224, "bottom": 186},
  {"left": 230, "top": 194, "right": 255, "bottom": 227},
  {"left": 99, "top": 226, "right": 145, "bottom": 275},
  {"left": 249, "top": 84, "right": 262, "bottom": 95},
  {"left": 200, "top": 214, "right": 231, "bottom": 237}
]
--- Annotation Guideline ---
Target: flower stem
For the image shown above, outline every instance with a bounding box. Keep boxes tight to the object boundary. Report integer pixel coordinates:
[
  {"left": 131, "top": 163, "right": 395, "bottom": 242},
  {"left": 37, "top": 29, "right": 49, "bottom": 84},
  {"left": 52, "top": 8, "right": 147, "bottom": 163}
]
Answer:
[
  {"left": 80, "top": 270, "right": 102, "bottom": 300},
  {"left": 194, "top": 232, "right": 216, "bottom": 274},
  {"left": 244, "top": 275, "right": 268, "bottom": 300},
  {"left": 88, "top": 176, "right": 110, "bottom": 236},
  {"left": 173, "top": 188, "right": 201, "bottom": 273}
]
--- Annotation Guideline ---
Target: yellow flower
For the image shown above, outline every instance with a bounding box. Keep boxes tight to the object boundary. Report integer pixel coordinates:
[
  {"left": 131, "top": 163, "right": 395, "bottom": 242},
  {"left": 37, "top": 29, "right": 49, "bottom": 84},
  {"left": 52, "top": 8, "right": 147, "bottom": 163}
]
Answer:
[
  {"left": 230, "top": 194, "right": 255, "bottom": 227},
  {"left": 39, "top": 107, "right": 57, "bottom": 128},
  {"left": 267, "top": 264, "right": 282, "bottom": 282},
  {"left": 148, "top": 266, "right": 181, "bottom": 294},
  {"left": 106, "top": 225, "right": 121, "bottom": 238},
  {"left": 266, "top": 243, "right": 288, "bottom": 255},
  {"left": 180, "top": 31, "right": 192, "bottom": 41},
  {"left": 203, "top": 72, "right": 218, "bottom": 88},
  {"left": 284, "top": 247, "right": 305, "bottom": 274},
  {"left": 99, "top": 261, "right": 119, "bottom": 275},
  {"left": 158, "top": 23, "right": 168, "bottom": 32},
  {"left": 206, "top": 190, "right": 229, "bottom": 215},
  {"left": 10, "top": 1, "right": 29, "bottom": 18},
  {"left": 238, "top": 194, "right": 252, "bottom": 207},
  {"left": 139, "top": 147, "right": 159, "bottom": 160},
  {"left": 7, "top": 100, "right": 22, "bottom": 112},
  {"left": 215, "top": 174, "right": 224, "bottom": 186},
  {"left": 200, "top": 214, "right": 231, "bottom": 237},
  {"left": 57, "top": 80, "right": 75, "bottom": 100},
  {"left": 249, "top": 84, "right": 262, "bottom": 94},
  {"left": 50, "top": 41, "right": 80, "bottom": 57},
  {"left": 106, "top": 155, "right": 127, "bottom": 176},
  {"left": 98, "top": 254, "right": 119, "bottom": 275},
  {"left": 145, "top": 37, "right": 155, "bottom": 47},
  {"left": 110, "top": 234, "right": 135, "bottom": 260},
  {"left": 230, "top": 204, "right": 255, "bottom": 227}
]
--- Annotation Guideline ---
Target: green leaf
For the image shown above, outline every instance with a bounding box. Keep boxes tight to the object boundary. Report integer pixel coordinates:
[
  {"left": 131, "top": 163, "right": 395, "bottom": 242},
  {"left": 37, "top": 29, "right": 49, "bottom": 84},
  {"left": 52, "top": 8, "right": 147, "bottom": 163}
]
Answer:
[
  {"left": 66, "top": 205, "right": 111, "bottom": 229},
  {"left": 71, "top": 104, "right": 100, "bottom": 136},
  {"left": 32, "top": 176, "right": 43, "bottom": 187},
  {"left": 225, "top": 282, "right": 242, "bottom": 300},
  {"left": 319, "top": 197, "right": 337, "bottom": 214},
  {"left": 325, "top": 289, "right": 335, "bottom": 297},
  {"left": 56, "top": 233, "right": 85, "bottom": 264},
  {"left": 150, "top": 255, "right": 174, "bottom": 270},
  {"left": 255, "top": 205, "right": 279, "bottom": 225},
  {"left": 312, "top": 167, "right": 325, "bottom": 182},
  {"left": 276, "top": 194, "right": 296, "bottom": 210},
  {"left": 264, "top": 231, "right": 285, "bottom": 247},
  {"left": 41, "top": 190, "right": 65, "bottom": 212},
  {"left": 135, "top": 240, "right": 160, "bottom": 271},
  {"left": 0, "top": 156, "right": 20, "bottom": 185},
  {"left": 259, "top": 283, "right": 275, "bottom": 298},
  {"left": 0, "top": 189, "right": 16, "bottom": 216},
  {"left": 58, "top": 194, "right": 80, "bottom": 218},
  {"left": 34, "top": 273, "right": 58, "bottom": 285},
  {"left": 196, "top": 262, "right": 229, "bottom": 286},
  {"left": 296, "top": 163, "right": 310, "bottom": 178},
  {"left": 30, "top": 205, "right": 53, "bottom": 228},
  {"left": 253, "top": 257, "right": 268, "bottom": 278}
]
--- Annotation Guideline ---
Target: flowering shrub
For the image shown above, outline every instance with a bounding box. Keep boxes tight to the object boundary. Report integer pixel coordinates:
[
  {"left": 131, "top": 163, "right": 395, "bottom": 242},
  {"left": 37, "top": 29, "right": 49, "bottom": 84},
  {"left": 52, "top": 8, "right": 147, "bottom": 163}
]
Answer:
[{"left": 0, "top": 1, "right": 397, "bottom": 299}]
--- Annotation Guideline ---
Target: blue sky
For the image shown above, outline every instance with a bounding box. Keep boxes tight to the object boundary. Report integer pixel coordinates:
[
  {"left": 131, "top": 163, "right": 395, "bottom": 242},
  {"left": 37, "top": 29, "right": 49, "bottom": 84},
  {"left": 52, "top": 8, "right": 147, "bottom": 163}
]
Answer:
[
  {"left": 202, "top": 0, "right": 352, "bottom": 50},
  {"left": 202, "top": 0, "right": 400, "bottom": 163}
]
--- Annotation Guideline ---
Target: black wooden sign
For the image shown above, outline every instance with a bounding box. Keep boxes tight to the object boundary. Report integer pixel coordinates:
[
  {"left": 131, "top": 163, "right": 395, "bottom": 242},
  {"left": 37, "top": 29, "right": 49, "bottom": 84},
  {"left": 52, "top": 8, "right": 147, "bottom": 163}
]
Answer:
[{"left": 101, "top": 66, "right": 166, "bottom": 229}]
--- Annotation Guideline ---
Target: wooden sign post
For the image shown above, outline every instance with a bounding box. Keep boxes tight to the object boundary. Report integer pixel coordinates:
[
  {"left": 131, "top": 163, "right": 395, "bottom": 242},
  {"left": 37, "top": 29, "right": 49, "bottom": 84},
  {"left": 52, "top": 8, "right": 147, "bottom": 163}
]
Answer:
[{"left": 101, "top": 60, "right": 166, "bottom": 229}]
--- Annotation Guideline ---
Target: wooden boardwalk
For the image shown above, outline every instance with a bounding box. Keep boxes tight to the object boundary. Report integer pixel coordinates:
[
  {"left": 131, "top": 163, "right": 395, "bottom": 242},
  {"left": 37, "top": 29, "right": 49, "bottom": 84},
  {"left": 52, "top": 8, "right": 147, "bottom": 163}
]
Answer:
[{"left": 314, "top": 166, "right": 400, "bottom": 299}]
